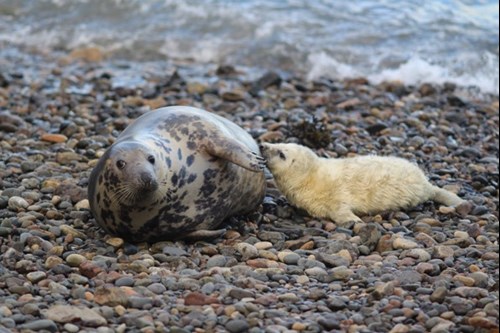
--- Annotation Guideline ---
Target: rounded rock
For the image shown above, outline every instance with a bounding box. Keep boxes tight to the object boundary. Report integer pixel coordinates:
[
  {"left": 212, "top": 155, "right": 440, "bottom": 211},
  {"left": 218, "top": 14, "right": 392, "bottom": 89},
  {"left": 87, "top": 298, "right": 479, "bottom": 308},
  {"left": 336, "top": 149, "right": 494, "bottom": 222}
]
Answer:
[
  {"left": 235, "top": 243, "right": 259, "bottom": 261},
  {"left": 254, "top": 241, "right": 273, "bottom": 250},
  {"left": 26, "top": 271, "right": 47, "bottom": 283},
  {"left": 470, "top": 272, "right": 489, "bottom": 288},
  {"left": 225, "top": 319, "right": 250, "bottom": 333},
  {"left": 433, "top": 246, "right": 455, "bottom": 259},
  {"left": 278, "top": 252, "right": 300, "bottom": 265},
  {"left": 66, "top": 253, "right": 88, "bottom": 267},
  {"left": 278, "top": 293, "right": 300, "bottom": 303},
  {"left": 8, "top": 196, "right": 29, "bottom": 211},
  {"left": 147, "top": 283, "right": 167, "bottom": 294},
  {"left": 405, "top": 249, "right": 431, "bottom": 262},
  {"left": 206, "top": 255, "right": 227, "bottom": 268},
  {"left": 393, "top": 237, "right": 419, "bottom": 250}
]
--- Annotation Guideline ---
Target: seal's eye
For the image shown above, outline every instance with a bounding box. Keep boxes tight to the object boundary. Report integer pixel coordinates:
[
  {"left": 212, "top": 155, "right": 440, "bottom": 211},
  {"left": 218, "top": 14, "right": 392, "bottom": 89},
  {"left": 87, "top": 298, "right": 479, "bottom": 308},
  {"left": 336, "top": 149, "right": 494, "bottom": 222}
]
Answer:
[
  {"left": 279, "top": 151, "right": 286, "bottom": 160},
  {"left": 147, "top": 155, "right": 155, "bottom": 165},
  {"left": 116, "top": 160, "right": 126, "bottom": 169}
]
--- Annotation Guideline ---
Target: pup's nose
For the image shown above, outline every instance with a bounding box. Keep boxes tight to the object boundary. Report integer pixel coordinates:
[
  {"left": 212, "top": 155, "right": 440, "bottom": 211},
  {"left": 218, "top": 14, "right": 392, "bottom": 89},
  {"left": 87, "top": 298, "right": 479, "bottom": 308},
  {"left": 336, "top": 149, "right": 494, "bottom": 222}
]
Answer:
[{"left": 259, "top": 144, "right": 266, "bottom": 151}]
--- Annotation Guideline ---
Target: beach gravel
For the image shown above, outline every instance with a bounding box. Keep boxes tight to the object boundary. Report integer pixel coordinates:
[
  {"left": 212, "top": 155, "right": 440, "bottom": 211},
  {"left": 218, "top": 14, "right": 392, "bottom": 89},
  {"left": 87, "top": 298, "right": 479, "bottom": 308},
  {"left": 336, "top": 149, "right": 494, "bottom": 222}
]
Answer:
[{"left": 0, "top": 47, "right": 498, "bottom": 332}]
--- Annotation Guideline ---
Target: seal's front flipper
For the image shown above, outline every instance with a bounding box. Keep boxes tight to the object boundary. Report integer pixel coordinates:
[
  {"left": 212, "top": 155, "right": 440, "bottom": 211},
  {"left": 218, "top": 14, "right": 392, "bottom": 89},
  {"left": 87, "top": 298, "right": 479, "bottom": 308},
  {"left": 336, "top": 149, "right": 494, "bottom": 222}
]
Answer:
[
  {"left": 182, "top": 228, "right": 227, "bottom": 241},
  {"left": 203, "top": 137, "right": 265, "bottom": 172}
]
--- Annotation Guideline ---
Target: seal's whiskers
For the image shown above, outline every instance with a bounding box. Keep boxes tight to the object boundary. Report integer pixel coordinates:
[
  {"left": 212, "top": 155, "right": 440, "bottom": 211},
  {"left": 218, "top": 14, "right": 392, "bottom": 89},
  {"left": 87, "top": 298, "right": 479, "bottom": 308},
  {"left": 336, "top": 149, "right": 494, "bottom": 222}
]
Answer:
[{"left": 110, "top": 183, "right": 139, "bottom": 205}]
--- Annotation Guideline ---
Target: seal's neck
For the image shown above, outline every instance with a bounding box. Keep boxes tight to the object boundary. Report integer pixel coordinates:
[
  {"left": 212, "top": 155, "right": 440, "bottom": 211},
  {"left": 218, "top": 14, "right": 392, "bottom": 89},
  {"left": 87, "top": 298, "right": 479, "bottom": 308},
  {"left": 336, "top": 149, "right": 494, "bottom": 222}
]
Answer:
[{"left": 274, "top": 163, "right": 318, "bottom": 194}]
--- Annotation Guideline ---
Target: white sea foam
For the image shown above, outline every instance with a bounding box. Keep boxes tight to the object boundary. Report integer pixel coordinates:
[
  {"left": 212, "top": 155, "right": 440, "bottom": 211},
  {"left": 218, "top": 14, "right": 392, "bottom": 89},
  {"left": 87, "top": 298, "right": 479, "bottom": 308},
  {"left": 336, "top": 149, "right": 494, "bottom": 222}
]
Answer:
[
  {"left": 369, "top": 55, "right": 499, "bottom": 95},
  {"left": 307, "top": 52, "right": 499, "bottom": 95},
  {"left": 307, "top": 52, "right": 362, "bottom": 81}
]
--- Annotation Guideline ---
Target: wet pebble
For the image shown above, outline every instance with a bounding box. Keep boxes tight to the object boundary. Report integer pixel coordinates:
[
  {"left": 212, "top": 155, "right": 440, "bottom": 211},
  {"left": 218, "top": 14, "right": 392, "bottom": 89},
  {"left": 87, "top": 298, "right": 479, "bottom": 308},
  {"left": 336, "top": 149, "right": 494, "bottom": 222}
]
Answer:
[
  {"left": 66, "top": 253, "right": 87, "bottom": 267},
  {"left": 19, "top": 319, "right": 58, "bottom": 332},
  {"left": 225, "top": 319, "right": 250, "bottom": 333},
  {"left": 8, "top": 196, "right": 29, "bottom": 211},
  {"left": 206, "top": 255, "right": 227, "bottom": 268},
  {"left": 393, "top": 237, "right": 419, "bottom": 250},
  {"left": 235, "top": 243, "right": 259, "bottom": 260}
]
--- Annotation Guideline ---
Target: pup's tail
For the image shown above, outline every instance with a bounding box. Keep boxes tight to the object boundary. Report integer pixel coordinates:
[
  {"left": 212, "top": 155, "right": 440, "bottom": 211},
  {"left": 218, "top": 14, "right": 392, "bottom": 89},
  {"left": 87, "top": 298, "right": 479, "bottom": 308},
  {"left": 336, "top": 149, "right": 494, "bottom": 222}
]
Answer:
[{"left": 431, "top": 186, "right": 465, "bottom": 207}]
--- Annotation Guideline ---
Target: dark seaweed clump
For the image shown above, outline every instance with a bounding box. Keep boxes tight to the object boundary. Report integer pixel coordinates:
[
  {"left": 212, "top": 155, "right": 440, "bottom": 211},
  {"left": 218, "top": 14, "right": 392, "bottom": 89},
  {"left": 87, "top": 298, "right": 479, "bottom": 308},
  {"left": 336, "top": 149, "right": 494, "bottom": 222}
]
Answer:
[{"left": 289, "top": 116, "right": 333, "bottom": 148}]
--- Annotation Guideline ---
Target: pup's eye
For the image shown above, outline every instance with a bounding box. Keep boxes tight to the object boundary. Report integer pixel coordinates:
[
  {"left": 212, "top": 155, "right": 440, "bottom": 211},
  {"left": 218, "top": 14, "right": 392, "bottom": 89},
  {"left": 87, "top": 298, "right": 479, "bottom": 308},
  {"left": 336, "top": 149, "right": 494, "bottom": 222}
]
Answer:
[
  {"left": 279, "top": 151, "right": 286, "bottom": 160},
  {"left": 116, "top": 160, "right": 126, "bottom": 169},
  {"left": 147, "top": 155, "right": 155, "bottom": 164}
]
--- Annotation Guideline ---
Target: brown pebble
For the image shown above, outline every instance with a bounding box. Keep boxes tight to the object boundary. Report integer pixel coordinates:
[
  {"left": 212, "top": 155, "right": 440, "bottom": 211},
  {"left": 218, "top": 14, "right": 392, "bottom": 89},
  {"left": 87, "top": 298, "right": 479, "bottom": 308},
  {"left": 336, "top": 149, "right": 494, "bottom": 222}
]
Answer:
[
  {"left": 468, "top": 316, "right": 498, "bottom": 329},
  {"left": 418, "top": 218, "right": 442, "bottom": 226},
  {"left": 18, "top": 294, "right": 34, "bottom": 303},
  {"left": 115, "top": 305, "right": 126, "bottom": 316},
  {"left": 254, "top": 295, "right": 278, "bottom": 306},
  {"left": 456, "top": 201, "right": 473, "bottom": 216},
  {"left": 43, "top": 179, "right": 61, "bottom": 189},
  {"left": 41, "top": 133, "right": 68, "bottom": 143},
  {"left": 433, "top": 245, "right": 455, "bottom": 259},
  {"left": 482, "top": 252, "right": 499, "bottom": 261},
  {"left": 430, "top": 286, "right": 447, "bottom": 303},
  {"left": 64, "top": 234, "right": 74, "bottom": 243},
  {"left": 45, "top": 256, "right": 64, "bottom": 269},
  {"left": 376, "top": 234, "right": 394, "bottom": 253},
  {"left": 224, "top": 230, "right": 241, "bottom": 240},
  {"left": 94, "top": 286, "right": 129, "bottom": 306},
  {"left": 106, "top": 237, "right": 125, "bottom": 249},
  {"left": 184, "top": 292, "right": 219, "bottom": 306},
  {"left": 453, "top": 275, "right": 476, "bottom": 287},
  {"left": 45, "top": 210, "right": 64, "bottom": 220},
  {"left": 143, "top": 96, "right": 166, "bottom": 110},
  {"left": 200, "top": 246, "right": 219, "bottom": 256},
  {"left": 336, "top": 98, "right": 361, "bottom": 109},
  {"left": 246, "top": 259, "right": 275, "bottom": 269},
  {"left": 323, "top": 222, "right": 336, "bottom": 232},
  {"left": 292, "top": 323, "right": 307, "bottom": 331},
  {"left": 415, "top": 233, "right": 437, "bottom": 247},
  {"left": 439, "top": 206, "right": 456, "bottom": 214},
  {"left": 284, "top": 237, "right": 314, "bottom": 250},
  {"left": 85, "top": 292, "right": 94, "bottom": 301},
  {"left": 221, "top": 89, "right": 246, "bottom": 102},
  {"left": 469, "top": 265, "right": 481, "bottom": 273},
  {"left": 300, "top": 240, "right": 315, "bottom": 250},
  {"left": 79, "top": 261, "right": 103, "bottom": 278},
  {"left": 258, "top": 131, "right": 284, "bottom": 142}
]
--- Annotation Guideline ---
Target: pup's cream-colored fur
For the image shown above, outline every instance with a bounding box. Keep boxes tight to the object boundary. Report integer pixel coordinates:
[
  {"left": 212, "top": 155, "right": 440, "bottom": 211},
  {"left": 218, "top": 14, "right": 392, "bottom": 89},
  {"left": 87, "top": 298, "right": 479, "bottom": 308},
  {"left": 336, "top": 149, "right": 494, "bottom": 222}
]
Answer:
[{"left": 261, "top": 143, "right": 465, "bottom": 226}]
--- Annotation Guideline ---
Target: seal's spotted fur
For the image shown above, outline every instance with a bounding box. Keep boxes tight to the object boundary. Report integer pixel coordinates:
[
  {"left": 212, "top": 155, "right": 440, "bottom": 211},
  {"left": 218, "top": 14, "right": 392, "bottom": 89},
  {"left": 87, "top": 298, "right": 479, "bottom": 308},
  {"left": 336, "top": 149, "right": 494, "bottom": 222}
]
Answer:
[{"left": 88, "top": 106, "right": 266, "bottom": 242}]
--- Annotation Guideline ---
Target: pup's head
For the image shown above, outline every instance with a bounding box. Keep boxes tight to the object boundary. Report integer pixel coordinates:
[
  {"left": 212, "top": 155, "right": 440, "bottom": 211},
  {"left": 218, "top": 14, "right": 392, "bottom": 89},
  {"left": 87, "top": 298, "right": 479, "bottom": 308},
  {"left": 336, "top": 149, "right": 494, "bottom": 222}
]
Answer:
[{"left": 260, "top": 143, "right": 318, "bottom": 177}]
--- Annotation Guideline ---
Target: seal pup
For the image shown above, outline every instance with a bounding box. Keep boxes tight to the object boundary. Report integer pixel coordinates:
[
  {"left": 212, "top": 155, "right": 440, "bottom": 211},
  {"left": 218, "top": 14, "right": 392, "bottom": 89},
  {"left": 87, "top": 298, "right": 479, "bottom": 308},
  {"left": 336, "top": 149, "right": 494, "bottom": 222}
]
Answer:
[
  {"left": 260, "top": 143, "right": 465, "bottom": 226},
  {"left": 88, "top": 106, "right": 266, "bottom": 242}
]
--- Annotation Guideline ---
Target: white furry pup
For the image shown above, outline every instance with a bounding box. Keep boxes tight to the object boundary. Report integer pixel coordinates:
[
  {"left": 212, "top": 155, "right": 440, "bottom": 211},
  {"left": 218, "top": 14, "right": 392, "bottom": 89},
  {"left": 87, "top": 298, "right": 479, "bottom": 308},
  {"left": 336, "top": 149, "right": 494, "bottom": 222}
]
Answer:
[{"left": 260, "top": 143, "right": 465, "bottom": 226}]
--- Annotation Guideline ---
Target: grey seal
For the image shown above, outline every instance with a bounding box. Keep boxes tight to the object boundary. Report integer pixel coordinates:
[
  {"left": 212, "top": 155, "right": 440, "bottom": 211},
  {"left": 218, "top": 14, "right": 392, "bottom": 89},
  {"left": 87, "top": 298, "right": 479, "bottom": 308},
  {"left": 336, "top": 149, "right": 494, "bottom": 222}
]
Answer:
[
  {"left": 260, "top": 142, "right": 466, "bottom": 227},
  {"left": 88, "top": 106, "right": 266, "bottom": 242}
]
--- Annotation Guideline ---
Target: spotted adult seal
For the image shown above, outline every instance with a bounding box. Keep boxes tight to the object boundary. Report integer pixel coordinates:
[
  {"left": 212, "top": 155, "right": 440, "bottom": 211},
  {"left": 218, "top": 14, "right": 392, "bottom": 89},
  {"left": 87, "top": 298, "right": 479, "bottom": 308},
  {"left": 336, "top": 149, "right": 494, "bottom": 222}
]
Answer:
[{"left": 88, "top": 106, "right": 266, "bottom": 242}]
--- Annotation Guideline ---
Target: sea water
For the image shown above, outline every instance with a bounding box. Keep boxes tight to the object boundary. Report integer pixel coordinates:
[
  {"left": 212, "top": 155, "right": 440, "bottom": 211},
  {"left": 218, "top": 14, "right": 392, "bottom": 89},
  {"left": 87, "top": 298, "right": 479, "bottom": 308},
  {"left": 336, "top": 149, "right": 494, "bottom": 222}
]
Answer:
[{"left": 0, "top": 0, "right": 498, "bottom": 94}]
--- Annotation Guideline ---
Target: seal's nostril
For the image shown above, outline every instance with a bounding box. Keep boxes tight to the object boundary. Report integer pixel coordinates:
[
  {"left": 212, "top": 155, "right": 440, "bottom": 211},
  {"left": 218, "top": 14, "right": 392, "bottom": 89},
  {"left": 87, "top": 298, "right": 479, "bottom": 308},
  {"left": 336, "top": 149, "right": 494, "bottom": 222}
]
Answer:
[{"left": 140, "top": 172, "right": 153, "bottom": 185}]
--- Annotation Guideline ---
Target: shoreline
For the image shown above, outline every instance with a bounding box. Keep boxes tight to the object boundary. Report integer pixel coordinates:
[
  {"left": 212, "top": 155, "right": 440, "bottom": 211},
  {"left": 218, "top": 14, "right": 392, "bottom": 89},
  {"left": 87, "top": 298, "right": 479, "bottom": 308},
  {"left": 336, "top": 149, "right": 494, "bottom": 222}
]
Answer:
[
  {"left": 1, "top": 43, "right": 499, "bottom": 99},
  {"left": 0, "top": 46, "right": 499, "bottom": 332}
]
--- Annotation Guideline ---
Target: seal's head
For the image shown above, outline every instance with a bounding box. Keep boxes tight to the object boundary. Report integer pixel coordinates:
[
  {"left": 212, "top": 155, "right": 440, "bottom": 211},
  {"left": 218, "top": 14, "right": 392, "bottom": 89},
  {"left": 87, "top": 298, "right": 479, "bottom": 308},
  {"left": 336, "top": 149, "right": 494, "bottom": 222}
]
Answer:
[
  {"left": 104, "top": 141, "right": 160, "bottom": 205},
  {"left": 260, "top": 143, "right": 318, "bottom": 178}
]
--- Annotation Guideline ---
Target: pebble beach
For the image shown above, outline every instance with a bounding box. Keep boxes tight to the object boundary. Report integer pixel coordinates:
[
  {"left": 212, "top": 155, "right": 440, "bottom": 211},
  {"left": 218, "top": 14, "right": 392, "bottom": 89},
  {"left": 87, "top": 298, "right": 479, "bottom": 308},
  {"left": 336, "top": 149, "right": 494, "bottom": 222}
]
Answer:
[{"left": 0, "top": 46, "right": 499, "bottom": 333}]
